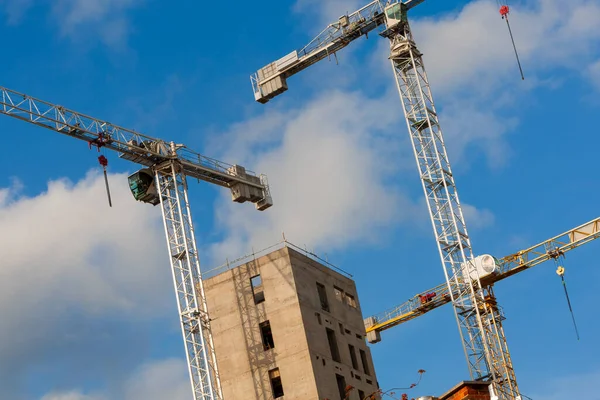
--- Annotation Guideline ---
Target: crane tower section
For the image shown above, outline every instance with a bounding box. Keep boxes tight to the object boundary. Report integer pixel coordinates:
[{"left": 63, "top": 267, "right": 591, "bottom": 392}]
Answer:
[
  {"left": 380, "top": 9, "right": 519, "bottom": 398},
  {"left": 250, "top": 1, "right": 520, "bottom": 399}
]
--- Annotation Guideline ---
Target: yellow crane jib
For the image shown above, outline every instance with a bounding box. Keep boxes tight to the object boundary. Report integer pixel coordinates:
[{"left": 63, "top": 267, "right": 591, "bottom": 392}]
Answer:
[{"left": 364, "top": 217, "right": 600, "bottom": 343}]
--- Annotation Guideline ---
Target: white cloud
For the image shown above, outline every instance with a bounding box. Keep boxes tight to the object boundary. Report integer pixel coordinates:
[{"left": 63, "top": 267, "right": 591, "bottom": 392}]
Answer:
[
  {"left": 39, "top": 359, "right": 189, "bottom": 400},
  {"left": 51, "top": 0, "right": 142, "bottom": 46},
  {"left": 462, "top": 203, "right": 495, "bottom": 230},
  {"left": 122, "top": 358, "right": 189, "bottom": 400},
  {"left": 528, "top": 368, "right": 600, "bottom": 400},
  {"left": 293, "top": 0, "right": 364, "bottom": 25},
  {"left": 0, "top": 171, "right": 173, "bottom": 393},
  {"left": 0, "top": 0, "right": 143, "bottom": 46},
  {"left": 208, "top": 89, "right": 421, "bottom": 262},
  {"left": 0, "top": 0, "right": 33, "bottom": 24},
  {"left": 589, "top": 59, "right": 600, "bottom": 91},
  {"left": 412, "top": 0, "right": 600, "bottom": 95},
  {"left": 41, "top": 392, "right": 106, "bottom": 400}
]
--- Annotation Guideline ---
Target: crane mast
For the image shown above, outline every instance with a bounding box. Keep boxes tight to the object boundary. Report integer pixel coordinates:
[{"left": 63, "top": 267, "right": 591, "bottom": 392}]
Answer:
[
  {"left": 0, "top": 86, "right": 274, "bottom": 400},
  {"left": 382, "top": 10, "right": 518, "bottom": 398},
  {"left": 365, "top": 216, "right": 600, "bottom": 337},
  {"left": 251, "top": 1, "right": 520, "bottom": 398}
]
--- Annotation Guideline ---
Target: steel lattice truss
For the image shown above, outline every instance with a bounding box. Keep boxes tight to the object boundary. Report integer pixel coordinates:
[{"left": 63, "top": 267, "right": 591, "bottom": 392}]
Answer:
[
  {"left": 156, "top": 162, "right": 223, "bottom": 400},
  {"left": 366, "top": 217, "right": 600, "bottom": 334},
  {"left": 0, "top": 86, "right": 270, "bottom": 191},
  {"left": 386, "top": 21, "right": 519, "bottom": 399}
]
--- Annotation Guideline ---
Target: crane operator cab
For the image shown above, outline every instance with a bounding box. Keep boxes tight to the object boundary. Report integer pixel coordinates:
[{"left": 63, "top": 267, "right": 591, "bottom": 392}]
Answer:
[
  {"left": 384, "top": 2, "right": 408, "bottom": 30},
  {"left": 128, "top": 168, "right": 160, "bottom": 206}
]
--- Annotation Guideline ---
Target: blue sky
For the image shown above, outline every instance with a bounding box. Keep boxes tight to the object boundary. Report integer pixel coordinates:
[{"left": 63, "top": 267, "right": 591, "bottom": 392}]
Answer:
[{"left": 0, "top": 0, "right": 599, "bottom": 399}]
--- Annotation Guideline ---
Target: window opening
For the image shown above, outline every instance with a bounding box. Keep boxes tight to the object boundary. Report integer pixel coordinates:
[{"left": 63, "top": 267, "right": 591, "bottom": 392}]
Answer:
[
  {"left": 250, "top": 274, "right": 265, "bottom": 304},
  {"left": 358, "top": 389, "right": 366, "bottom": 399},
  {"left": 326, "top": 328, "right": 341, "bottom": 362},
  {"left": 334, "top": 286, "right": 344, "bottom": 302},
  {"left": 260, "top": 320, "right": 275, "bottom": 350},
  {"left": 335, "top": 374, "right": 347, "bottom": 400},
  {"left": 269, "top": 368, "right": 284, "bottom": 398},
  {"left": 345, "top": 292, "right": 357, "bottom": 308},
  {"left": 348, "top": 344, "right": 359, "bottom": 370},
  {"left": 360, "top": 349, "right": 371, "bottom": 376},
  {"left": 316, "top": 282, "right": 329, "bottom": 311}
]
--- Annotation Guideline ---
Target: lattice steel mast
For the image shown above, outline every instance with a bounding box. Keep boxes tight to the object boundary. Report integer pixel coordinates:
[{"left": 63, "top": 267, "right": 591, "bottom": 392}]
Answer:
[
  {"left": 250, "top": 1, "right": 521, "bottom": 398},
  {"left": 0, "top": 86, "right": 273, "bottom": 400}
]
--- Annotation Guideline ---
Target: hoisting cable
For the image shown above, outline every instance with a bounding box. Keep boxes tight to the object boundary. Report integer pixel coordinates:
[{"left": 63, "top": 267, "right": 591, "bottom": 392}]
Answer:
[
  {"left": 498, "top": 3, "right": 525, "bottom": 80},
  {"left": 555, "top": 263, "right": 580, "bottom": 340}
]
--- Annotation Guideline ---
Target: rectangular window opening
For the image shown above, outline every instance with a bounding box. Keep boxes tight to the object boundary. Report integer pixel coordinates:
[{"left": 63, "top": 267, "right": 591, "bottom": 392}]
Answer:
[
  {"left": 345, "top": 292, "right": 357, "bottom": 308},
  {"left": 358, "top": 389, "right": 366, "bottom": 400},
  {"left": 317, "top": 282, "right": 329, "bottom": 311},
  {"left": 260, "top": 320, "right": 275, "bottom": 351},
  {"left": 339, "top": 322, "right": 344, "bottom": 334},
  {"left": 334, "top": 286, "right": 344, "bottom": 302},
  {"left": 250, "top": 274, "right": 265, "bottom": 304},
  {"left": 348, "top": 344, "right": 359, "bottom": 370},
  {"left": 269, "top": 368, "right": 284, "bottom": 398},
  {"left": 336, "top": 374, "right": 347, "bottom": 400},
  {"left": 360, "top": 349, "right": 371, "bottom": 376},
  {"left": 326, "top": 328, "right": 341, "bottom": 362}
]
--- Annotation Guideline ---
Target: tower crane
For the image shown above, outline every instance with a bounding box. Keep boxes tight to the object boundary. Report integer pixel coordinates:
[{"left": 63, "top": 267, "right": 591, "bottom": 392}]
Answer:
[
  {"left": 0, "top": 85, "right": 273, "bottom": 400},
  {"left": 364, "top": 217, "right": 600, "bottom": 340},
  {"left": 251, "top": 1, "right": 524, "bottom": 398}
]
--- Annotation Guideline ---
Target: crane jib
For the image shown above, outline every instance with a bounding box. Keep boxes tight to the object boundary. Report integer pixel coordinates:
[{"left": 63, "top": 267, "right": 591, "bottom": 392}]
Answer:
[{"left": 0, "top": 86, "right": 269, "bottom": 192}]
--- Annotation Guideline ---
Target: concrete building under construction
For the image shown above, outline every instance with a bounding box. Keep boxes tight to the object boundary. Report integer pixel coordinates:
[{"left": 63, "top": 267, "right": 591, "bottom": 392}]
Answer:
[{"left": 204, "top": 244, "right": 380, "bottom": 400}]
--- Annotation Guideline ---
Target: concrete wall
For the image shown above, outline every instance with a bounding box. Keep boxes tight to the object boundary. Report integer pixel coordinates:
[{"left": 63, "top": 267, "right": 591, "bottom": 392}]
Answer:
[
  {"left": 204, "top": 246, "right": 379, "bottom": 400},
  {"left": 287, "top": 248, "right": 380, "bottom": 400}
]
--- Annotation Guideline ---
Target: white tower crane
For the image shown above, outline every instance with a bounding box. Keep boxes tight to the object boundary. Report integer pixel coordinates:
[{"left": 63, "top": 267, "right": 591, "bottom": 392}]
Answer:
[
  {"left": 250, "top": 1, "right": 521, "bottom": 398},
  {"left": 0, "top": 86, "right": 273, "bottom": 400}
]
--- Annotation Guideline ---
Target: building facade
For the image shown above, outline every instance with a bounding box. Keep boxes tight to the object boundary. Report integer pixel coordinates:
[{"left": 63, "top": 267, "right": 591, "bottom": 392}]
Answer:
[{"left": 204, "top": 246, "right": 380, "bottom": 400}]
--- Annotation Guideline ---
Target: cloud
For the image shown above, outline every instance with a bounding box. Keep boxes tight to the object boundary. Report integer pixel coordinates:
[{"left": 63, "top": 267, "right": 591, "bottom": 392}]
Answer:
[
  {"left": 462, "top": 203, "right": 495, "bottom": 230},
  {"left": 121, "top": 358, "right": 189, "bottom": 400},
  {"left": 589, "top": 59, "right": 600, "bottom": 91},
  {"left": 41, "top": 392, "right": 106, "bottom": 400},
  {"left": 0, "top": 0, "right": 144, "bottom": 47},
  {"left": 51, "top": 0, "right": 143, "bottom": 46},
  {"left": 528, "top": 368, "right": 600, "bottom": 400},
  {"left": 207, "top": 89, "right": 421, "bottom": 262},
  {"left": 412, "top": 0, "right": 600, "bottom": 95},
  {"left": 0, "top": 171, "right": 173, "bottom": 396},
  {"left": 0, "top": 0, "right": 33, "bottom": 24},
  {"left": 39, "top": 358, "right": 189, "bottom": 400},
  {"left": 293, "top": 0, "right": 365, "bottom": 25}
]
